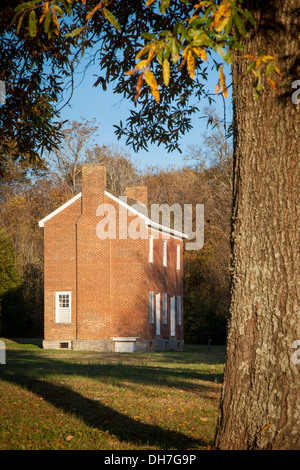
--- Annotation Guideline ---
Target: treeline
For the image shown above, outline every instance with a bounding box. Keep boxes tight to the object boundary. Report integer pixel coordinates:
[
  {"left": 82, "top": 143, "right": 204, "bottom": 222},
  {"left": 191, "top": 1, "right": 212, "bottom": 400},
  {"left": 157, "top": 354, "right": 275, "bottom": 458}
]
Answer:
[{"left": 0, "top": 113, "right": 232, "bottom": 344}]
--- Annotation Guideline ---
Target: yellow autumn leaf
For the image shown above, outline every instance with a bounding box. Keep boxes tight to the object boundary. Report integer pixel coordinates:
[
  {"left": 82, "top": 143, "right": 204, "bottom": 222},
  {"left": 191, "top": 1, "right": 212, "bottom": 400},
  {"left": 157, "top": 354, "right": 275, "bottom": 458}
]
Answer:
[
  {"left": 215, "top": 83, "right": 221, "bottom": 94},
  {"left": 275, "top": 65, "right": 281, "bottom": 75},
  {"left": 259, "top": 423, "right": 273, "bottom": 433},
  {"left": 51, "top": 9, "right": 60, "bottom": 35},
  {"left": 215, "top": 16, "right": 230, "bottom": 32},
  {"left": 211, "top": 1, "right": 231, "bottom": 32},
  {"left": 267, "top": 77, "right": 277, "bottom": 90},
  {"left": 136, "top": 59, "right": 148, "bottom": 71},
  {"left": 39, "top": 1, "right": 49, "bottom": 23},
  {"left": 187, "top": 49, "right": 196, "bottom": 80},
  {"left": 86, "top": 3, "right": 103, "bottom": 21},
  {"left": 147, "top": 43, "right": 157, "bottom": 62},
  {"left": 163, "top": 58, "right": 170, "bottom": 86},
  {"left": 219, "top": 64, "right": 228, "bottom": 97},
  {"left": 194, "top": 1, "right": 211, "bottom": 9},
  {"left": 135, "top": 44, "right": 152, "bottom": 60},
  {"left": 144, "top": 68, "right": 160, "bottom": 102},
  {"left": 192, "top": 47, "right": 207, "bottom": 61},
  {"left": 126, "top": 59, "right": 148, "bottom": 75},
  {"left": 135, "top": 73, "right": 144, "bottom": 101},
  {"left": 261, "top": 55, "right": 274, "bottom": 63}
]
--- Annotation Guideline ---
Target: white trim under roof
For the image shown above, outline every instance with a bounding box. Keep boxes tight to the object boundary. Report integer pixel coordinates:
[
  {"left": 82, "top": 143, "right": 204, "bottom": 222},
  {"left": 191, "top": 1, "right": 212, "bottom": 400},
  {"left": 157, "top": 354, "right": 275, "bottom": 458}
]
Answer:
[
  {"left": 38, "top": 190, "right": 188, "bottom": 239},
  {"left": 105, "top": 191, "right": 188, "bottom": 239},
  {"left": 38, "top": 192, "right": 82, "bottom": 227}
]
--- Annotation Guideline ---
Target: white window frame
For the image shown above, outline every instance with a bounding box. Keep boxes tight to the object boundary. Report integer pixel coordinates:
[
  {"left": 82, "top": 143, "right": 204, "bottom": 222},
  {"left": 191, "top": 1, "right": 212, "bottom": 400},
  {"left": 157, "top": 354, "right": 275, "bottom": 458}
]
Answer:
[
  {"left": 163, "top": 239, "right": 167, "bottom": 267},
  {"left": 149, "top": 235, "right": 153, "bottom": 263},
  {"left": 177, "top": 295, "right": 182, "bottom": 326},
  {"left": 149, "top": 291, "right": 154, "bottom": 324},
  {"left": 176, "top": 244, "right": 181, "bottom": 270},
  {"left": 162, "top": 293, "right": 168, "bottom": 324},
  {"left": 55, "top": 292, "right": 71, "bottom": 324}
]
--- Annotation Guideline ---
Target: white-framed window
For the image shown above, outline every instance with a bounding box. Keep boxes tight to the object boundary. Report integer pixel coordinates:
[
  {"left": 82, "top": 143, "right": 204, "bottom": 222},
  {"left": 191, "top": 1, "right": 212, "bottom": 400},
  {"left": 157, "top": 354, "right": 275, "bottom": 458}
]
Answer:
[
  {"left": 176, "top": 244, "right": 181, "bottom": 270},
  {"left": 162, "top": 293, "right": 168, "bottom": 324},
  {"left": 149, "top": 291, "right": 154, "bottom": 323},
  {"left": 177, "top": 295, "right": 182, "bottom": 326},
  {"left": 56, "top": 292, "right": 71, "bottom": 324},
  {"left": 149, "top": 235, "right": 153, "bottom": 263},
  {"left": 163, "top": 239, "right": 167, "bottom": 267}
]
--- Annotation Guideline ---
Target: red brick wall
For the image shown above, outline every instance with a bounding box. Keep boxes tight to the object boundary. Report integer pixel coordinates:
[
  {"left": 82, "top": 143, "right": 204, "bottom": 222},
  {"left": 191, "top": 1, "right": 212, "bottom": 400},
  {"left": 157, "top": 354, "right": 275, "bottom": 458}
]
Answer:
[
  {"left": 43, "top": 197, "right": 81, "bottom": 341},
  {"left": 43, "top": 164, "right": 184, "bottom": 345}
]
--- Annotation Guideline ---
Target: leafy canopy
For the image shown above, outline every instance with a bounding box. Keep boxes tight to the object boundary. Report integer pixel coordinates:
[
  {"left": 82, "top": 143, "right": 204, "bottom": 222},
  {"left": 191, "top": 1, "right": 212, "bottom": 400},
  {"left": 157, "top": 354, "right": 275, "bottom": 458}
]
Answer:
[{"left": 3, "top": 0, "right": 280, "bottom": 159}]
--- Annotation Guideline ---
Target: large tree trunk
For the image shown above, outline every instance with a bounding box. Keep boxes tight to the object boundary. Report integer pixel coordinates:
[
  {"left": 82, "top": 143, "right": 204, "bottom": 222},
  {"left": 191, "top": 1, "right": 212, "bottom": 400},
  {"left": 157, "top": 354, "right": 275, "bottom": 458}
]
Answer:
[{"left": 214, "top": 0, "right": 300, "bottom": 449}]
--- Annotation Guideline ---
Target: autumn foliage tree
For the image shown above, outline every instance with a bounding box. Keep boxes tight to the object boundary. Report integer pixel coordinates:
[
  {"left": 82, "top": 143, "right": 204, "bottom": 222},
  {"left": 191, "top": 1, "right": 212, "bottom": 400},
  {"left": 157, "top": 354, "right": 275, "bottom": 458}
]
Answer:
[
  {"left": 3, "top": 0, "right": 299, "bottom": 450},
  {"left": 0, "top": 159, "right": 73, "bottom": 336}
]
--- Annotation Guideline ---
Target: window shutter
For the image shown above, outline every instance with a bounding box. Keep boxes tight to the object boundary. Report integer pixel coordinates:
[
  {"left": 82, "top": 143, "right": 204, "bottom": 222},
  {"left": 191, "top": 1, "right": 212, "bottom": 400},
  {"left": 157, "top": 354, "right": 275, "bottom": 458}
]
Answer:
[
  {"left": 149, "top": 235, "right": 153, "bottom": 263},
  {"left": 177, "top": 295, "right": 181, "bottom": 325},
  {"left": 149, "top": 291, "right": 154, "bottom": 323},
  {"left": 176, "top": 244, "right": 180, "bottom": 270},
  {"left": 163, "top": 293, "right": 168, "bottom": 324},
  {"left": 163, "top": 239, "right": 167, "bottom": 267},
  {"left": 170, "top": 295, "right": 175, "bottom": 336}
]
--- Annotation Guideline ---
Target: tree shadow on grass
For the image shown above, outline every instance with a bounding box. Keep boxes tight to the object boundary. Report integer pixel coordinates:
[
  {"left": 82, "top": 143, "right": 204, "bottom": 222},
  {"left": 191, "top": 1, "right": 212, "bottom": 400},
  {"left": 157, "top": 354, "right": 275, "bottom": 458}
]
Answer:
[
  {"left": 0, "top": 356, "right": 210, "bottom": 449},
  {"left": 6, "top": 348, "right": 223, "bottom": 396}
]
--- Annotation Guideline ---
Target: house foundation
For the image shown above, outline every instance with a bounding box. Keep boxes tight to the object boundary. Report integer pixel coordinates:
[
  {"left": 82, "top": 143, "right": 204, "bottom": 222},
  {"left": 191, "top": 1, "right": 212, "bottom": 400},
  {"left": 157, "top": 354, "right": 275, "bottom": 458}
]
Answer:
[{"left": 42, "top": 338, "right": 184, "bottom": 352}]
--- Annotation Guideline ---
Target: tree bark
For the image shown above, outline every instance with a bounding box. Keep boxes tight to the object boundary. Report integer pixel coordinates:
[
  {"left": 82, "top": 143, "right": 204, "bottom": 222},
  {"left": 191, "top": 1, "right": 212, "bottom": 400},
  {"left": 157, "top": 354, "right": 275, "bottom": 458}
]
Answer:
[{"left": 214, "top": 0, "right": 300, "bottom": 449}]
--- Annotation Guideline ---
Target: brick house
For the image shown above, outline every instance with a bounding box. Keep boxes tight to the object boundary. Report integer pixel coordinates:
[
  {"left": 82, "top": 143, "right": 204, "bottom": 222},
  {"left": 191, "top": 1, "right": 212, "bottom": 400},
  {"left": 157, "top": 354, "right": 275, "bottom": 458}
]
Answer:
[{"left": 39, "top": 164, "right": 186, "bottom": 352}]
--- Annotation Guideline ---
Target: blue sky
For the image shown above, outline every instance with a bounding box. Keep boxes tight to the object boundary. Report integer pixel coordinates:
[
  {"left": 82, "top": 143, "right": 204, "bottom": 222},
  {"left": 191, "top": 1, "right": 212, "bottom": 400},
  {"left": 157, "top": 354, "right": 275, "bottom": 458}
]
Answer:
[{"left": 59, "top": 54, "right": 233, "bottom": 171}]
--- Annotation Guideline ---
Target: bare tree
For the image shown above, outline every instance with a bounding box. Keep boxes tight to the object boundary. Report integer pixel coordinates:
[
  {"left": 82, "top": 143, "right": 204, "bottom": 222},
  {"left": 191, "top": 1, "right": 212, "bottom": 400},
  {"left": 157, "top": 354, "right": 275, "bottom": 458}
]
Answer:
[
  {"left": 85, "top": 144, "right": 141, "bottom": 195},
  {"left": 45, "top": 117, "right": 99, "bottom": 194},
  {"left": 185, "top": 108, "right": 233, "bottom": 241}
]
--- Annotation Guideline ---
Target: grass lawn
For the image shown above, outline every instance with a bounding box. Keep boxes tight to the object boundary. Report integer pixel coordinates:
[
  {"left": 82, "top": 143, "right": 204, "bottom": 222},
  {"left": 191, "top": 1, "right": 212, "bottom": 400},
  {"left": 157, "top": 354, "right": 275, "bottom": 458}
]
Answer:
[{"left": 0, "top": 339, "right": 225, "bottom": 450}]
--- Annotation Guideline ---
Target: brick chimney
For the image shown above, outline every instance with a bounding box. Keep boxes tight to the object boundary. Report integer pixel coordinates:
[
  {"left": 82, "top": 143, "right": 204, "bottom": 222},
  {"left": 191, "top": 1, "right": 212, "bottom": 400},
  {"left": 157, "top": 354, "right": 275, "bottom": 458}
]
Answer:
[
  {"left": 81, "top": 164, "right": 106, "bottom": 215},
  {"left": 125, "top": 185, "right": 147, "bottom": 206}
]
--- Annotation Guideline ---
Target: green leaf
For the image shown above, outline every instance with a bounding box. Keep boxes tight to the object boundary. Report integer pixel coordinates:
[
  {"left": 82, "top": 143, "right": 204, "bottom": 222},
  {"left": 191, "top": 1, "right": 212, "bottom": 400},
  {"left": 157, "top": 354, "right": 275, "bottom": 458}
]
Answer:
[
  {"left": 171, "top": 38, "right": 179, "bottom": 63},
  {"left": 28, "top": 10, "right": 37, "bottom": 37},
  {"left": 52, "top": 4, "right": 65, "bottom": 17},
  {"left": 141, "top": 32, "right": 157, "bottom": 40},
  {"left": 266, "top": 61, "right": 275, "bottom": 77},
  {"left": 16, "top": 13, "right": 25, "bottom": 35},
  {"left": 156, "top": 47, "right": 164, "bottom": 65},
  {"left": 44, "top": 11, "right": 51, "bottom": 33},
  {"left": 159, "top": 0, "right": 170, "bottom": 14},
  {"left": 236, "top": 7, "right": 256, "bottom": 26},
  {"left": 215, "top": 44, "right": 232, "bottom": 64},
  {"left": 103, "top": 8, "right": 121, "bottom": 32},
  {"left": 233, "top": 12, "right": 247, "bottom": 37},
  {"left": 159, "top": 30, "right": 172, "bottom": 37},
  {"left": 63, "top": 0, "right": 72, "bottom": 16},
  {"left": 14, "top": 0, "right": 40, "bottom": 13},
  {"left": 245, "top": 61, "right": 255, "bottom": 75},
  {"left": 65, "top": 27, "right": 84, "bottom": 37}
]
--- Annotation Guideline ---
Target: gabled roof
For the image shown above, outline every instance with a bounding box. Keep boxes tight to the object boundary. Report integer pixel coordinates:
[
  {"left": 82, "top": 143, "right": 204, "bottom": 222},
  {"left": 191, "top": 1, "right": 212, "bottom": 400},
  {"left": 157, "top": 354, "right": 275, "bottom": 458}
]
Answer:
[{"left": 38, "top": 190, "right": 188, "bottom": 239}]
